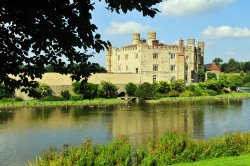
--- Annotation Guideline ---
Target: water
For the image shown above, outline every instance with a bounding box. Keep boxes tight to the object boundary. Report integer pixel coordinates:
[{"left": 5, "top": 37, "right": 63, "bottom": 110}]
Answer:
[{"left": 1, "top": 99, "right": 250, "bottom": 165}]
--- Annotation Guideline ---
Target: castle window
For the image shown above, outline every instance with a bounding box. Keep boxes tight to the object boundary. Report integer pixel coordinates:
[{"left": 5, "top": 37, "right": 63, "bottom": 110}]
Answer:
[
  {"left": 153, "top": 64, "right": 158, "bottom": 71},
  {"left": 153, "top": 53, "right": 158, "bottom": 59},
  {"left": 125, "top": 54, "right": 128, "bottom": 60},
  {"left": 118, "top": 55, "right": 120, "bottom": 61},
  {"left": 135, "top": 53, "right": 138, "bottom": 59},
  {"left": 170, "top": 53, "right": 175, "bottom": 59},
  {"left": 153, "top": 75, "right": 157, "bottom": 82},
  {"left": 136, "top": 68, "right": 138, "bottom": 73},
  {"left": 170, "top": 65, "right": 175, "bottom": 71},
  {"left": 126, "top": 65, "right": 128, "bottom": 71}
]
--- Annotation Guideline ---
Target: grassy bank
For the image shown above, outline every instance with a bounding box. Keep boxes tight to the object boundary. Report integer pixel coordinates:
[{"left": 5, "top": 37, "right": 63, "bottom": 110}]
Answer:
[
  {"left": 0, "top": 98, "right": 126, "bottom": 108},
  {"left": 28, "top": 132, "right": 250, "bottom": 166},
  {"left": 0, "top": 92, "right": 250, "bottom": 108},
  {"left": 148, "top": 92, "right": 250, "bottom": 104},
  {"left": 174, "top": 153, "right": 250, "bottom": 166}
]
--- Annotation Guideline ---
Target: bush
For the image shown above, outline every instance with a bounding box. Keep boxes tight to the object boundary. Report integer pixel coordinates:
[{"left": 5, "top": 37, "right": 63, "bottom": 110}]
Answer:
[
  {"left": 207, "top": 72, "right": 217, "bottom": 80},
  {"left": 125, "top": 82, "right": 137, "bottom": 96},
  {"left": 169, "top": 79, "right": 186, "bottom": 93},
  {"left": 28, "top": 83, "right": 53, "bottom": 99},
  {"left": 244, "top": 82, "right": 250, "bottom": 87},
  {"left": 72, "top": 82, "right": 98, "bottom": 99},
  {"left": 200, "top": 89, "right": 218, "bottom": 96},
  {"left": 60, "top": 90, "right": 70, "bottom": 100},
  {"left": 40, "top": 96, "right": 65, "bottom": 101},
  {"left": 155, "top": 81, "right": 170, "bottom": 94},
  {"left": 167, "top": 90, "right": 179, "bottom": 97},
  {"left": 70, "top": 94, "right": 83, "bottom": 101},
  {"left": 135, "top": 82, "right": 156, "bottom": 100},
  {"left": 180, "top": 90, "right": 195, "bottom": 97},
  {"left": 98, "top": 81, "right": 118, "bottom": 98},
  {"left": 1, "top": 97, "right": 23, "bottom": 102}
]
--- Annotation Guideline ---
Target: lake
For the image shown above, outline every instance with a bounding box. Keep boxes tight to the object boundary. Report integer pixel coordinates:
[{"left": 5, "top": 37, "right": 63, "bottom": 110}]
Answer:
[{"left": 1, "top": 99, "right": 250, "bottom": 166}]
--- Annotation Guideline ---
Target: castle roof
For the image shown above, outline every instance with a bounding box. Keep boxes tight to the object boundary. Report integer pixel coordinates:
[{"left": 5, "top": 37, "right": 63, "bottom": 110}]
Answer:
[{"left": 207, "top": 63, "right": 220, "bottom": 71}]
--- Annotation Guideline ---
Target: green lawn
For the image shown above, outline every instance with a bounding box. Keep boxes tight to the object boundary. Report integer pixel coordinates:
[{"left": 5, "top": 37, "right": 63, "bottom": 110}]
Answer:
[{"left": 174, "top": 154, "right": 250, "bottom": 166}]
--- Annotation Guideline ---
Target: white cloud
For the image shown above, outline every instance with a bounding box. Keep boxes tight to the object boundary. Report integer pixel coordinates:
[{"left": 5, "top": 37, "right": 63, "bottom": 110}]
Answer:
[
  {"left": 202, "top": 26, "right": 250, "bottom": 39},
  {"left": 106, "top": 21, "right": 154, "bottom": 35},
  {"left": 159, "top": 0, "right": 234, "bottom": 16}
]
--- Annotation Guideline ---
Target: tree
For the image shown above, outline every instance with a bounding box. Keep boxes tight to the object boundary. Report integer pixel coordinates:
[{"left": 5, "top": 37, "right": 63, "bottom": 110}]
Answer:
[
  {"left": 212, "top": 57, "right": 223, "bottom": 66},
  {"left": 98, "top": 81, "right": 118, "bottom": 98},
  {"left": 243, "top": 61, "right": 250, "bottom": 72},
  {"left": 1, "top": 0, "right": 162, "bottom": 92},
  {"left": 207, "top": 72, "right": 217, "bottom": 80},
  {"left": 125, "top": 82, "right": 137, "bottom": 96},
  {"left": 222, "top": 58, "right": 241, "bottom": 73},
  {"left": 135, "top": 82, "right": 156, "bottom": 100},
  {"left": 197, "top": 69, "right": 205, "bottom": 82}
]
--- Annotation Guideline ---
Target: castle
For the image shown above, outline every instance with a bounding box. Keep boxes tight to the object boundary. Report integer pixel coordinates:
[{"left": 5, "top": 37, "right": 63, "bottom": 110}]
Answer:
[{"left": 106, "top": 32, "right": 204, "bottom": 83}]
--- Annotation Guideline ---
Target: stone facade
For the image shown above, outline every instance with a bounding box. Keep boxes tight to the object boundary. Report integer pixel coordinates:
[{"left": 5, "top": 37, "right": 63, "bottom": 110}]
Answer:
[{"left": 106, "top": 32, "right": 205, "bottom": 83}]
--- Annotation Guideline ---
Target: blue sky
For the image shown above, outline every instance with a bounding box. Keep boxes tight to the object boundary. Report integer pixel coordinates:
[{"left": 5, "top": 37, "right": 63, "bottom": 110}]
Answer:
[{"left": 89, "top": 0, "right": 250, "bottom": 66}]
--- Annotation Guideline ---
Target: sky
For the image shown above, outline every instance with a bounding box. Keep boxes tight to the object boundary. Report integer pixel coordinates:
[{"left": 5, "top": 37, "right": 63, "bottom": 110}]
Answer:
[{"left": 89, "top": 0, "right": 250, "bottom": 67}]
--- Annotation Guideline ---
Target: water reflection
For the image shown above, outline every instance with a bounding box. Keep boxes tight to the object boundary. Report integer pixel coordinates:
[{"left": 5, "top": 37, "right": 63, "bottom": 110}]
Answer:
[{"left": 0, "top": 99, "right": 249, "bottom": 166}]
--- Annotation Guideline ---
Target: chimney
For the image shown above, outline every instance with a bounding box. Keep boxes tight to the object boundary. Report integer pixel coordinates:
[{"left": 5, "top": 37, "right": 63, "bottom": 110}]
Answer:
[
  {"left": 179, "top": 39, "right": 184, "bottom": 52},
  {"left": 152, "top": 40, "right": 159, "bottom": 47}
]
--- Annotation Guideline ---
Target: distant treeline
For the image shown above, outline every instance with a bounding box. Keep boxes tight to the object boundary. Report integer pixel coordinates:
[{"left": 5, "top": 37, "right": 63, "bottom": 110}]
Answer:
[{"left": 211, "top": 58, "right": 250, "bottom": 73}]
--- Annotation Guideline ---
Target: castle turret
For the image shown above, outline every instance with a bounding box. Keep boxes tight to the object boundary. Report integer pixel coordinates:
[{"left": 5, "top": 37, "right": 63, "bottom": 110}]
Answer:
[
  {"left": 198, "top": 42, "right": 205, "bottom": 67},
  {"left": 106, "top": 46, "right": 112, "bottom": 72},
  {"left": 147, "top": 32, "right": 156, "bottom": 46},
  {"left": 132, "top": 33, "right": 140, "bottom": 45}
]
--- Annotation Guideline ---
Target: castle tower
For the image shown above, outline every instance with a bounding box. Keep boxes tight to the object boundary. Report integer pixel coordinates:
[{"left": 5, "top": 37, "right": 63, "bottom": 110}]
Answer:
[
  {"left": 132, "top": 33, "right": 140, "bottom": 45},
  {"left": 198, "top": 42, "right": 205, "bottom": 67},
  {"left": 147, "top": 32, "right": 156, "bottom": 46},
  {"left": 106, "top": 46, "right": 112, "bottom": 73}
]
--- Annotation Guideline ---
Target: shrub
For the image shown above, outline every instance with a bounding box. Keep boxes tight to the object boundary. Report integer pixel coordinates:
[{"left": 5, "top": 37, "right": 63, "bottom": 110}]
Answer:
[
  {"left": 169, "top": 79, "right": 186, "bottom": 93},
  {"left": 125, "top": 82, "right": 137, "bottom": 96},
  {"left": 244, "top": 82, "right": 250, "bottom": 87},
  {"left": 72, "top": 82, "right": 98, "bottom": 99},
  {"left": 40, "top": 96, "right": 65, "bottom": 101},
  {"left": 1, "top": 97, "right": 23, "bottom": 102},
  {"left": 70, "top": 94, "right": 83, "bottom": 101},
  {"left": 98, "top": 81, "right": 118, "bottom": 98},
  {"left": 28, "top": 83, "right": 53, "bottom": 99},
  {"left": 207, "top": 72, "right": 217, "bottom": 80},
  {"left": 135, "top": 82, "right": 156, "bottom": 100},
  {"left": 167, "top": 90, "right": 179, "bottom": 97},
  {"left": 156, "top": 81, "right": 170, "bottom": 94},
  {"left": 60, "top": 90, "right": 70, "bottom": 100},
  {"left": 200, "top": 89, "right": 218, "bottom": 96},
  {"left": 180, "top": 90, "right": 195, "bottom": 97}
]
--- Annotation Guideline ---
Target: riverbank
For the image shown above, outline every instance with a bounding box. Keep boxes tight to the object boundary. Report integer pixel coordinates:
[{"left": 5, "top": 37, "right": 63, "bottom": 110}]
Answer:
[
  {"left": 28, "top": 132, "right": 250, "bottom": 166},
  {"left": 0, "top": 92, "right": 249, "bottom": 108},
  {"left": 173, "top": 153, "right": 250, "bottom": 166}
]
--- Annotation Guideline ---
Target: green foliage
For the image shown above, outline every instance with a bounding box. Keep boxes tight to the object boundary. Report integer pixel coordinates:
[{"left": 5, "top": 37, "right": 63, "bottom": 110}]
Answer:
[
  {"left": 180, "top": 90, "right": 196, "bottom": 97},
  {"left": 135, "top": 82, "right": 157, "bottom": 100},
  {"left": 243, "top": 72, "right": 250, "bottom": 84},
  {"left": 40, "top": 96, "right": 65, "bottom": 101},
  {"left": 60, "top": 90, "right": 70, "bottom": 100},
  {"left": 72, "top": 82, "right": 98, "bottom": 99},
  {"left": 243, "top": 61, "right": 250, "bottom": 72},
  {"left": 205, "top": 79, "right": 222, "bottom": 92},
  {"left": 213, "top": 57, "right": 223, "bottom": 66},
  {"left": 1, "top": 0, "right": 161, "bottom": 92},
  {"left": 207, "top": 72, "right": 217, "bottom": 80},
  {"left": 29, "top": 132, "right": 250, "bottom": 166},
  {"left": 169, "top": 79, "right": 186, "bottom": 93},
  {"left": 1, "top": 97, "right": 23, "bottom": 102},
  {"left": 70, "top": 94, "right": 83, "bottom": 101},
  {"left": 167, "top": 90, "right": 179, "bottom": 97},
  {"left": 28, "top": 83, "right": 53, "bottom": 99},
  {"left": 125, "top": 82, "right": 137, "bottom": 96},
  {"left": 221, "top": 58, "right": 241, "bottom": 73},
  {"left": 0, "top": 84, "right": 13, "bottom": 99},
  {"left": 197, "top": 69, "right": 205, "bottom": 82},
  {"left": 244, "top": 82, "right": 250, "bottom": 87},
  {"left": 98, "top": 81, "right": 118, "bottom": 98},
  {"left": 155, "top": 81, "right": 170, "bottom": 94}
]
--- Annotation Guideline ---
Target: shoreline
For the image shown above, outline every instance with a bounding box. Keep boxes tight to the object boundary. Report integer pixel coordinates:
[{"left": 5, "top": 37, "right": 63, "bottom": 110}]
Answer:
[{"left": 0, "top": 92, "right": 249, "bottom": 108}]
